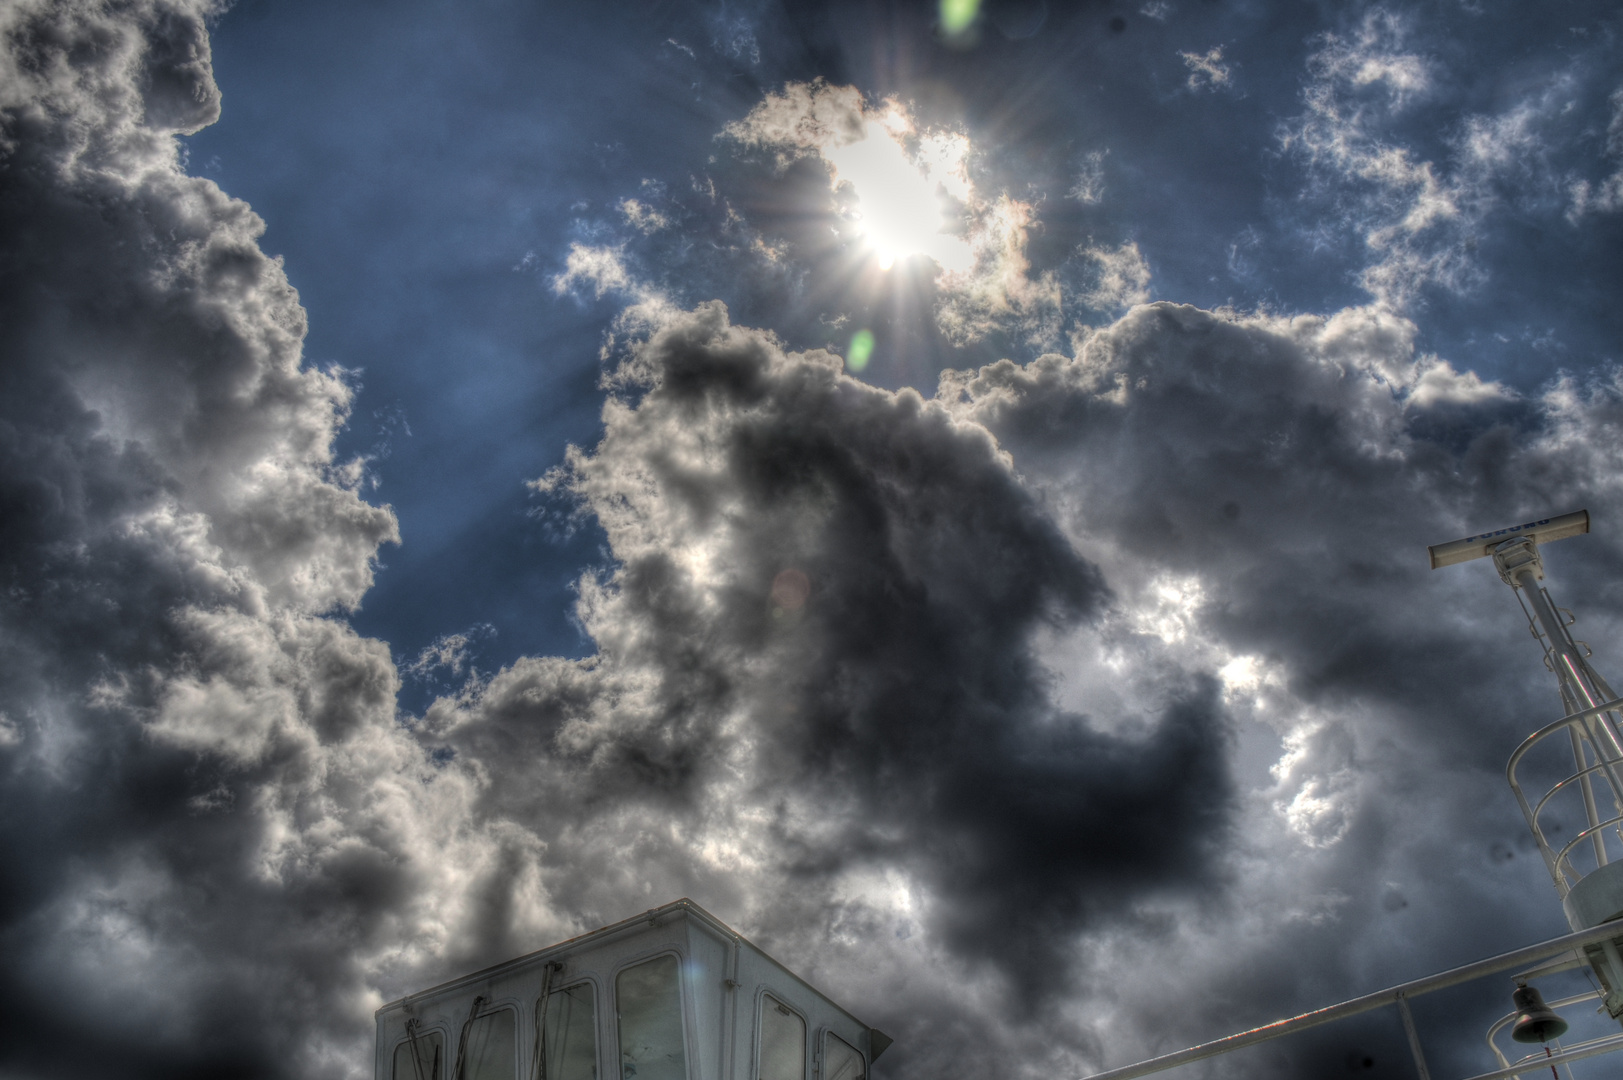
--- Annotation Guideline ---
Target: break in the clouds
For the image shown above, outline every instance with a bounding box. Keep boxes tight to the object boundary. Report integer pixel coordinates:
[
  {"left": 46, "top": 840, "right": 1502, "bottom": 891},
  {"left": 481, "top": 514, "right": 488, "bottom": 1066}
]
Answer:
[
  {"left": 718, "top": 80, "right": 1064, "bottom": 346},
  {"left": 7, "top": 3, "right": 1623, "bottom": 1080}
]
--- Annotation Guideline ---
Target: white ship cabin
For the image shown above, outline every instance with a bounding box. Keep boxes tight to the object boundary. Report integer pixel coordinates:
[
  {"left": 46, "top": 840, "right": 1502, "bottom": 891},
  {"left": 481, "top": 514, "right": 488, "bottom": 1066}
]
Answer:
[{"left": 376, "top": 898, "right": 893, "bottom": 1080}]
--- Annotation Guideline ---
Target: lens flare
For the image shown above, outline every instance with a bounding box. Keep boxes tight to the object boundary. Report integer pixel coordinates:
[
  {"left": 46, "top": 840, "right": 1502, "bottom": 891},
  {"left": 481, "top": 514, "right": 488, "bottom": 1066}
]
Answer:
[
  {"left": 940, "top": 0, "right": 980, "bottom": 35},
  {"left": 771, "top": 569, "right": 811, "bottom": 612},
  {"left": 847, "top": 329, "right": 875, "bottom": 371}
]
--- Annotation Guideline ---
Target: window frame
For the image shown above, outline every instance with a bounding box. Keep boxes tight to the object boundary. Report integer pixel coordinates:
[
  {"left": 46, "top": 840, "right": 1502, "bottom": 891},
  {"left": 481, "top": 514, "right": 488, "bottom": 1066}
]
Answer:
[
  {"left": 457, "top": 1000, "right": 523, "bottom": 1080},
  {"left": 393, "top": 1023, "right": 451, "bottom": 1080},
  {"left": 610, "top": 949, "right": 695, "bottom": 1080},
  {"left": 816, "top": 1029, "right": 866, "bottom": 1080},
  {"left": 534, "top": 976, "right": 604, "bottom": 1080},
  {"left": 752, "top": 990, "right": 809, "bottom": 1080}
]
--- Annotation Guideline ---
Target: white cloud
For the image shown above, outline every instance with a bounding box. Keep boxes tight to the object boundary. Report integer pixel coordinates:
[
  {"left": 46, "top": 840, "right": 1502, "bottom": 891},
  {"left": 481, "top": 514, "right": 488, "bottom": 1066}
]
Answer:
[
  {"left": 406, "top": 626, "right": 493, "bottom": 683},
  {"left": 0, "top": 712, "right": 21, "bottom": 749},
  {"left": 1283, "top": 11, "right": 1474, "bottom": 308},
  {"left": 1308, "top": 9, "right": 1431, "bottom": 107},
  {"left": 1459, "top": 100, "right": 1545, "bottom": 173},
  {"left": 552, "top": 242, "right": 634, "bottom": 297},
  {"left": 619, "top": 196, "right": 670, "bottom": 233},
  {"left": 1181, "top": 46, "right": 1231, "bottom": 92},
  {"left": 726, "top": 82, "right": 975, "bottom": 273},
  {"left": 721, "top": 78, "right": 868, "bottom": 160},
  {"left": 933, "top": 194, "right": 1064, "bottom": 346},
  {"left": 1569, "top": 173, "right": 1623, "bottom": 217},
  {"left": 0, "top": 5, "right": 541, "bottom": 1075},
  {"left": 1569, "top": 87, "right": 1623, "bottom": 218},
  {"left": 1067, "top": 149, "right": 1107, "bottom": 204},
  {"left": 1284, "top": 11, "right": 1609, "bottom": 309},
  {"left": 1080, "top": 240, "right": 1152, "bottom": 310}
]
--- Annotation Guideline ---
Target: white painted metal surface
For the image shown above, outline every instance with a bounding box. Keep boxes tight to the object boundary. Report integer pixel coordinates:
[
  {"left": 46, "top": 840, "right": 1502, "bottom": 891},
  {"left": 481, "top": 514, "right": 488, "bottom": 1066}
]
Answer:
[
  {"left": 1427, "top": 510, "right": 1589, "bottom": 569},
  {"left": 376, "top": 899, "right": 888, "bottom": 1080}
]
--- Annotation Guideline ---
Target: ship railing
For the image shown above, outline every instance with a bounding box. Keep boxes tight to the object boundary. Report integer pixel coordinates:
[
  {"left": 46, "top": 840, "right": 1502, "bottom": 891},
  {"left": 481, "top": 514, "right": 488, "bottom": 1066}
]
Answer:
[
  {"left": 1077, "top": 922, "right": 1623, "bottom": 1080},
  {"left": 1468, "top": 1031, "right": 1623, "bottom": 1080},
  {"left": 1484, "top": 988, "right": 1600, "bottom": 1072},
  {"left": 1507, "top": 696, "right": 1623, "bottom": 895}
]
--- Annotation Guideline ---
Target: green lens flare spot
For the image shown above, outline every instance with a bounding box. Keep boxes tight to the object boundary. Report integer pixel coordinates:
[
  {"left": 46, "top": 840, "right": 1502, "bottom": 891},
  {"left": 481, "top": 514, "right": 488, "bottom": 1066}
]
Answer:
[
  {"left": 847, "top": 329, "right": 875, "bottom": 372},
  {"left": 939, "top": 0, "right": 979, "bottom": 34},
  {"left": 940, "top": 0, "right": 980, "bottom": 35}
]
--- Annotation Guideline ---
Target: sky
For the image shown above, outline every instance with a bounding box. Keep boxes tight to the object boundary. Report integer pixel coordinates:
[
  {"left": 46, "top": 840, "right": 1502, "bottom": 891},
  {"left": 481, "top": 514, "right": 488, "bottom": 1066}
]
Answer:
[{"left": 3, "top": 0, "right": 1623, "bottom": 1078}]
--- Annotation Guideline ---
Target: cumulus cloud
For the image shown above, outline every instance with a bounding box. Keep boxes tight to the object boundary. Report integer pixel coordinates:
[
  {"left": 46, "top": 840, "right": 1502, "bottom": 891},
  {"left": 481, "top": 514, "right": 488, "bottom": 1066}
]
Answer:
[
  {"left": 479, "top": 290, "right": 1623, "bottom": 1078},
  {"left": 0, "top": 8, "right": 1227, "bottom": 1066},
  {"left": 12, "top": 6, "right": 1623, "bottom": 1080},
  {"left": 939, "top": 300, "right": 1623, "bottom": 1071},
  {"left": 0, "top": 3, "right": 511, "bottom": 1075}
]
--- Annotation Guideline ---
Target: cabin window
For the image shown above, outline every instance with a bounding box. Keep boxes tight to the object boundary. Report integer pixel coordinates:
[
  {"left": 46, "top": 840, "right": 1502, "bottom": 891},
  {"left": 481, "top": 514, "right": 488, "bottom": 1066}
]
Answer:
[
  {"left": 395, "top": 1029, "right": 444, "bottom": 1080},
  {"left": 461, "top": 1008, "right": 517, "bottom": 1080},
  {"left": 822, "top": 1034, "right": 863, "bottom": 1080},
  {"left": 616, "top": 955, "right": 688, "bottom": 1080},
  {"left": 542, "top": 982, "right": 598, "bottom": 1080},
  {"left": 757, "top": 997, "right": 805, "bottom": 1080}
]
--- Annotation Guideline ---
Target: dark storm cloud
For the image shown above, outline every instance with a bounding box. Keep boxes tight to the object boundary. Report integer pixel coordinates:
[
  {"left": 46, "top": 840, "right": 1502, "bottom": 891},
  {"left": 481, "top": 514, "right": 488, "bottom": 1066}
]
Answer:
[
  {"left": 447, "top": 289, "right": 1623, "bottom": 1080},
  {"left": 0, "top": 3, "right": 450, "bottom": 1076},
  {"left": 435, "top": 293, "right": 1623, "bottom": 1080},
  {"left": 10, "top": 4, "right": 1623, "bottom": 1080},
  {"left": 938, "top": 302, "right": 1623, "bottom": 1075},
  {"left": 448, "top": 301, "right": 1235, "bottom": 990},
  {"left": 0, "top": 7, "right": 1235, "bottom": 1073}
]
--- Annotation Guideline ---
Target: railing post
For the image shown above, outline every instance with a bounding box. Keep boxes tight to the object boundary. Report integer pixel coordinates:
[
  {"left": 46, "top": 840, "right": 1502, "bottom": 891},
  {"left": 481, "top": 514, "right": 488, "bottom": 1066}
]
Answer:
[{"left": 1395, "top": 992, "right": 1432, "bottom": 1080}]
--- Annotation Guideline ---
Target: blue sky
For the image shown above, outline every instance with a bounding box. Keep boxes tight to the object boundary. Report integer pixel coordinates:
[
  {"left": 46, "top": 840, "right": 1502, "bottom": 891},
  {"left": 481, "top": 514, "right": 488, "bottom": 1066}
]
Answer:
[
  {"left": 7, "top": 1, "right": 1623, "bottom": 1078},
  {"left": 186, "top": 0, "right": 1623, "bottom": 706}
]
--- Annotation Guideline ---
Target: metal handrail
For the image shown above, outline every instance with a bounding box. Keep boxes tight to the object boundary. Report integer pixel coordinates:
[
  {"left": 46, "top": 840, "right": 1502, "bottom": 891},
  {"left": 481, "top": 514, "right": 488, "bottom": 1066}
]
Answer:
[
  {"left": 1506, "top": 696, "right": 1623, "bottom": 891},
  {"left": 1460, "top": 1031, "right": 1623, "bottom": 1080},
  {"left": 1531, "top": 758, "right": 1615, "bottom": 835},
  {"left": 1556, "top": 812, "right": 1623, "bottom": 884},
  {"left": 1506, "top": 697, "right": 1623, "bottom": 783},
  {"left": 1530, "top": 758, "right": 1619, "bottom": 887},
  {"left": 1078, "top": 921, "right": 1623, "bottom": 1080}
]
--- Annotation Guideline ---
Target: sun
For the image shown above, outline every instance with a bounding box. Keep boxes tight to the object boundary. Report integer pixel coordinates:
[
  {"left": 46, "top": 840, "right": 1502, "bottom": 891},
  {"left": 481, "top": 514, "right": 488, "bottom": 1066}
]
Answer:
[{"left": 823, "top": 111, "right": 974, "bottom": 273}]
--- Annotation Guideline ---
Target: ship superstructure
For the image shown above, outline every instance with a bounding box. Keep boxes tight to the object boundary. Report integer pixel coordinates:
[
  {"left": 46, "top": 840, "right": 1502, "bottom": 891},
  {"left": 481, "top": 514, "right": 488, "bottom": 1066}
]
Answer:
[{"left": 377, "top": 898, "right": 889, "bottom": 1080}]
